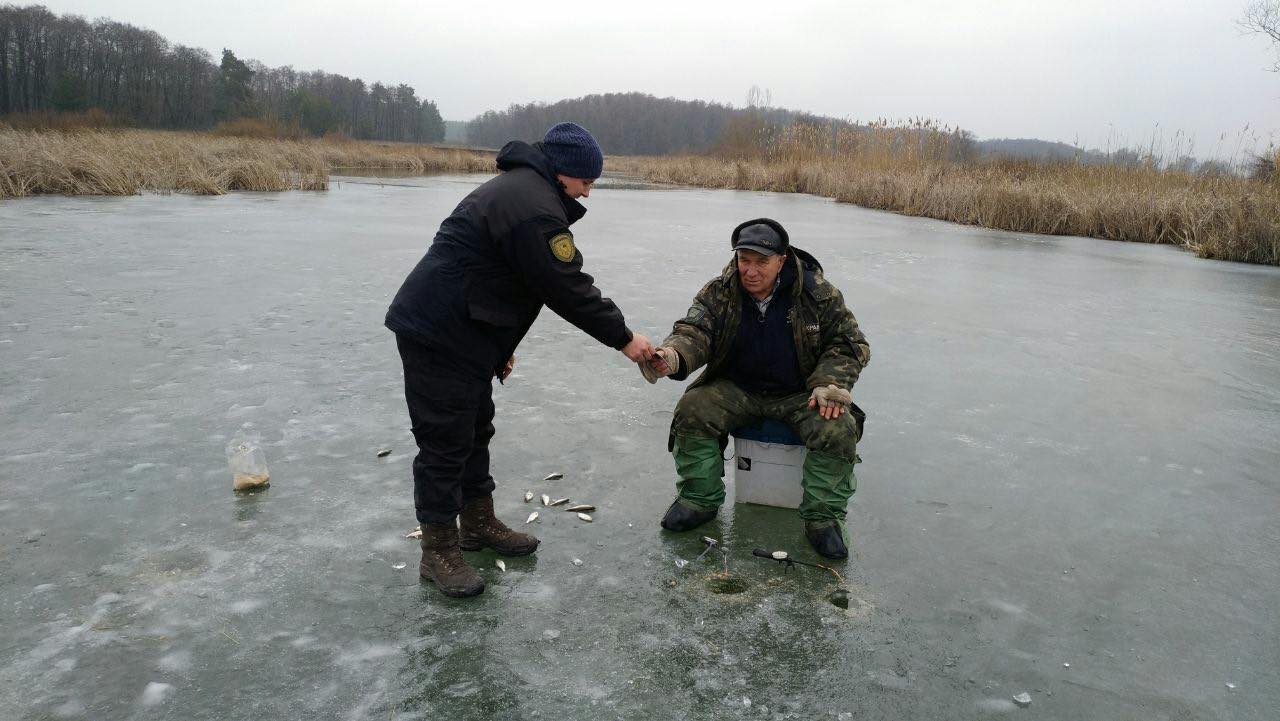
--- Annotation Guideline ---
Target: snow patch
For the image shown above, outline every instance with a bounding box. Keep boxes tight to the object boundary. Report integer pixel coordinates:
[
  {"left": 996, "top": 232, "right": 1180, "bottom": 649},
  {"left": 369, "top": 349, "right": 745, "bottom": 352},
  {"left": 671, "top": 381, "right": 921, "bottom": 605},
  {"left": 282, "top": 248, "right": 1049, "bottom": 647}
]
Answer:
[
  {"left": 228, "top": 598, "right": 264, "bottom": 614},
  {"left": 158, "top": 650, "right": 192, "bottom": 673},
  {"left": 139, "top": 682, "right": 173, "bottom": 707}
]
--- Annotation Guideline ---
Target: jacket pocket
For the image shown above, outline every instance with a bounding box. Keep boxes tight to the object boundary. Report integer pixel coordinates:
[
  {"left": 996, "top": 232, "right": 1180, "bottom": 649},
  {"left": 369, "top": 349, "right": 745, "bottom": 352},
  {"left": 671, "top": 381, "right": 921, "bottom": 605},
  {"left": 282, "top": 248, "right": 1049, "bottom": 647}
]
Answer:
[
  {"left": 467, "top": 299, "right": 519, "bottom": 327},
  {"left": 850, "top": 402, "right": 867, "bottom": 442},
  {"left": 465, "top": 283, "right": 520, "bottom": 327}
]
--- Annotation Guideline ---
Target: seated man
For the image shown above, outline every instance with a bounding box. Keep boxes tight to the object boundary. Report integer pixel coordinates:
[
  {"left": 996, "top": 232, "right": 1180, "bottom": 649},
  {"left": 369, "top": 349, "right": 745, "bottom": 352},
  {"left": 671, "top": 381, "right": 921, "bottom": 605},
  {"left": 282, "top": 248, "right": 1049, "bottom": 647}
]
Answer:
[{"left": 642, "top": 218, "right": 870, "bottom": 558}]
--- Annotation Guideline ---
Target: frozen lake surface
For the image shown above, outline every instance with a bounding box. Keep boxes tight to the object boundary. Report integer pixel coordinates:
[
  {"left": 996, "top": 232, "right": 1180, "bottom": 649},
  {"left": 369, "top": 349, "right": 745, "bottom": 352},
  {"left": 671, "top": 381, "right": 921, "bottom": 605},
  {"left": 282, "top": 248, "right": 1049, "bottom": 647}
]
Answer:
[{"left": 2, "top": 174, "right": 1278, "bottom": 720}]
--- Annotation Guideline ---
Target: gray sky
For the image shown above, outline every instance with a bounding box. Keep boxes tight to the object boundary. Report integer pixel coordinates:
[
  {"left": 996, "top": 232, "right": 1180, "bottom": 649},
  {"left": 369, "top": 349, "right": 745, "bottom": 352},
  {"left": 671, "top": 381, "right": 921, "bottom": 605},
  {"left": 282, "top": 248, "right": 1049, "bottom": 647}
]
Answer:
[{"left": 41, "top": 0, "right": 1280, "bottom": 159}]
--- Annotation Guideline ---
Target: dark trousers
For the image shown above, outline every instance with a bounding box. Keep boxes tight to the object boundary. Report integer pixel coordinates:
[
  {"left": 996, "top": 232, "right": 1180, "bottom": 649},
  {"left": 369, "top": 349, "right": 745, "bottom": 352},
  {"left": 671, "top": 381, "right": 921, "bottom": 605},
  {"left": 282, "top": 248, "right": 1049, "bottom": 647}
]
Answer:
[{"left": 396, "top": 334, "right": 497, "bottom": 525}]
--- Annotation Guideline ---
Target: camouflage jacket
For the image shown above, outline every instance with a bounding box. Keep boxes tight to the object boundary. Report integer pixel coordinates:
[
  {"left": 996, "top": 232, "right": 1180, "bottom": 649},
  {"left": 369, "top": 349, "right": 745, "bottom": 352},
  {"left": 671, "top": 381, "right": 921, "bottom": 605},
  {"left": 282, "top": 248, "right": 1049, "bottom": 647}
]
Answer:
[{"left": 662, "top": 246, "right": 870, "bottom": 393}]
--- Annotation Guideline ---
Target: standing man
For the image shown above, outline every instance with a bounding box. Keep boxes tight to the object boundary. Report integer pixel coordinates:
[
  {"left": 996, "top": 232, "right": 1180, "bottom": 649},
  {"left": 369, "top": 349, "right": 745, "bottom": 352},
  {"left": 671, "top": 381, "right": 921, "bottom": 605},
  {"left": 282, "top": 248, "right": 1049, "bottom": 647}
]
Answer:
[
  {"left": 386, "top": 123, "right": 654, "bottom": 598},
  {"left": 642, "top": 219, "right": 869, "bottom": 559}
]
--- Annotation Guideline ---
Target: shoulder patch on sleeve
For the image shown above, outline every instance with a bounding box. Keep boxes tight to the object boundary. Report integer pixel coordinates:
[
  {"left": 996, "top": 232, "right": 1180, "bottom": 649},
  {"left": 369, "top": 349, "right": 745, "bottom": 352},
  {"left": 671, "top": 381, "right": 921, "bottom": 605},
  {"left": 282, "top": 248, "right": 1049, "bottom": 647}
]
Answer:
[
  {"left": 548, "top": 232, "right": 576, "bottom": 263},
  {"left": 684, "top": 304, "right": 706, "bottom": 323}
]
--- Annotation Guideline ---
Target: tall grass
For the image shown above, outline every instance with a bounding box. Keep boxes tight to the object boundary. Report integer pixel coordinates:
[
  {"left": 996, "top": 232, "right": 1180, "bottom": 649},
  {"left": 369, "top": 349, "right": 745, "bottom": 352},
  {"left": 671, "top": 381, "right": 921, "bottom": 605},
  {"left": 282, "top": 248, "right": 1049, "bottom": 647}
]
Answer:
[
  {"left": 0, "top": 108, "right": 116, "bottom": 131},
  {"left": 209, "top": 117, "right": 309, "bottom": 140},
  {"left": 0, "top": 128, "right": 493, "bottom": 198},
  {"left": 611, "top": 121, "right": 1280, "bottom": 266}
]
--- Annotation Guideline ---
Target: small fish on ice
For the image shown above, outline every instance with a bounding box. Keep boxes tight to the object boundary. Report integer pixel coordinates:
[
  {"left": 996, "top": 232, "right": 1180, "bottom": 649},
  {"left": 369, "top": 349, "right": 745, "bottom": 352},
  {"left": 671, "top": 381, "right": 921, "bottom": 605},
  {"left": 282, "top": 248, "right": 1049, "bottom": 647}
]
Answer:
[
  {"left": 549, "top": 497, "right": 570, "bottom": 506},
  {"left": 577, "top": 513, "right": 593, "bottom": 522},
  {"left": 496, "top": 560, "right": 506, "bottom": 572},
  {"left": 564, "top": 504, "right": 595, "bottom": 512},
  {"left": 376, "top": 448, "right": 392, "bottom": 458},
  {"left": 523, "top": 491, "right": 534, "bottom": 503},
  {"left": 405, "top": 526, "right": 422, "bottom": 540},
  {"left": 526, "top": 512, "right": 540, "bottom": 524},
  {"left": 541, "top": 494, "right": 551, "bottom": 506},
  {"left": 544, "top": 473, "right": 563, "bottom": 481}
]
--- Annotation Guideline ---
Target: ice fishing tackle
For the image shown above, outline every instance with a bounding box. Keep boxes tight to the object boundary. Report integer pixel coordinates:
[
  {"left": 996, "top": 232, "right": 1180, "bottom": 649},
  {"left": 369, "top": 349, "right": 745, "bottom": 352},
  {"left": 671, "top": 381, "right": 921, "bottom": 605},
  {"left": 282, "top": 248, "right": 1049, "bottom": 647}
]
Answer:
[{"left": 751, "top": 548, "right": 843, "bottom": 584}]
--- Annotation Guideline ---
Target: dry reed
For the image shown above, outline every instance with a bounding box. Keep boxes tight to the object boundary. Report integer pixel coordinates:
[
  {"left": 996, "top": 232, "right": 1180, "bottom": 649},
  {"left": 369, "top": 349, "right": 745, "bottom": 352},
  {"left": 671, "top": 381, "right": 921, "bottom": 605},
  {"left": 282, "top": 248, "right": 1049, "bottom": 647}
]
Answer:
[
  {"left": 0, "top": 108, "right": 115, "bottom": 131},
  {"left": 0, "top": 128, "right": 493, "bottom": 198},
  {"left": 6, "top": 124, "right": 1276, "bottom": 266},
  {"left": 610, "top": 122, "right": 1280, "bottom": 266}
]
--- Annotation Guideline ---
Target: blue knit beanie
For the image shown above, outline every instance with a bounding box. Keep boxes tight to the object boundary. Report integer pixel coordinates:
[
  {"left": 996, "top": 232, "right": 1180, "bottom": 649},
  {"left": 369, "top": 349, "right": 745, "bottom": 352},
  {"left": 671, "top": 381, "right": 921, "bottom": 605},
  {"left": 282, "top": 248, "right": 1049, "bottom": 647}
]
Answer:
[{"left": 542, "top": 122, "right": 604, "bottom": 180}]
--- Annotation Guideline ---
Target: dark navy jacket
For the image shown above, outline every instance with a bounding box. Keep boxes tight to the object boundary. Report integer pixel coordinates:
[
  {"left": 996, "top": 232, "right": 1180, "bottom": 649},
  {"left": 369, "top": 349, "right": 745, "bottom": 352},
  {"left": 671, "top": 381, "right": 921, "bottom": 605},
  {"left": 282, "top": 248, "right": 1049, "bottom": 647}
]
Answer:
[{"left": 385, "top": 141, "right": 632, "bottom": 379}]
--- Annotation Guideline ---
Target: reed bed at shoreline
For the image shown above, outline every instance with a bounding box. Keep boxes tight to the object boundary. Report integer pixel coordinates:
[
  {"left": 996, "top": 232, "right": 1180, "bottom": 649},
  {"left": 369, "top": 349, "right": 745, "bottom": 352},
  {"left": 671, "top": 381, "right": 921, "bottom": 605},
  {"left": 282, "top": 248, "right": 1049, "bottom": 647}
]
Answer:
[
  {"left": 4, "top": 126, "right": 1277, "bottom": 266},
  {"left": 610, "top": 142, "right": 1280, "bottom": 266},
  {"left": 0, "top": 128, "right": 493, "bottom": 198}
]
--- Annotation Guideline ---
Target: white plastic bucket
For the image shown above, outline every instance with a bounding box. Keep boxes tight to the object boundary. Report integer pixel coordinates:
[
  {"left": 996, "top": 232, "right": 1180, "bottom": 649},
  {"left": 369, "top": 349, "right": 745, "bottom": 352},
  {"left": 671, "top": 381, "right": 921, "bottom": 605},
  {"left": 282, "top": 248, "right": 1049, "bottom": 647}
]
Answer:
[{"left": 732, "top": 437, "right": 805, "bottom": 509}]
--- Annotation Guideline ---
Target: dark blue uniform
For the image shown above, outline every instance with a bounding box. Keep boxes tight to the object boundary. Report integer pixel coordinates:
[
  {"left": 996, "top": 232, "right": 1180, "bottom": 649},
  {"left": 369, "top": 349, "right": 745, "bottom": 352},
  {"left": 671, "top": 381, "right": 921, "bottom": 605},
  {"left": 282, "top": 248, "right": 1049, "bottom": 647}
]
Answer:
[{"left": 386, "top": 141, "right": 633, "bottom": 524}]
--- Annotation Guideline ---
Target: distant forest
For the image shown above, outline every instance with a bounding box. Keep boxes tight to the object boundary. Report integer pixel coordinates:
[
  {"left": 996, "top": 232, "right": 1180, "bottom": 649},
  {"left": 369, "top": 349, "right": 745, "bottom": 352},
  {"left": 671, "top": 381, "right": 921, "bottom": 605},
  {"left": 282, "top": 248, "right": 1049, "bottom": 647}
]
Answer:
[
  {"left": 0, "top": 4, "right": 444, "bottom": 141},
  {"left": 466, "top": 94, "right": 1232, "bottom": 173},
  {"left": 466, "top": 92, "right": 843, "bottom": 155},
  {"left": 463, "top": 93, "right": 1070, "bottom": 164}
]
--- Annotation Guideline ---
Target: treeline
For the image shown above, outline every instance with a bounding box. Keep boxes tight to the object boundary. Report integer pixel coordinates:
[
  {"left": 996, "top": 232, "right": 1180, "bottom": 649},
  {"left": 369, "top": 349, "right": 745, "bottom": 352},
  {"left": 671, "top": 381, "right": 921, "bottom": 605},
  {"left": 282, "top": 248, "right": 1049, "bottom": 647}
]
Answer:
[
  {"left": 466, "top": 91, "right": 1249, "bottom": 175},
  {"left": 0, "top": 4, "right": 444, "bottom": 141},
  {"left": 247, "top": 62, "right": 442, "bottom": 141},
  {"left": 978, "top": 137, "right": 1237, "bottom": 175},
  {"left": 466, "top": 92, "right": 834, "bottom": 155}
]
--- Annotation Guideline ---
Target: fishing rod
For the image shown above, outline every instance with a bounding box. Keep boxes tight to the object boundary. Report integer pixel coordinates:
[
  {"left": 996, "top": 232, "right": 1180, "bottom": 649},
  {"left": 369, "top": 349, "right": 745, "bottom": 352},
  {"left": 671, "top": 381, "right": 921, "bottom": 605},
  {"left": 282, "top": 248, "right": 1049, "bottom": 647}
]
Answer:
[
  {"left": 696, "top": 536, "right": 730, "bottom": 574},
  {"left": 751, "top": 548, "right": 843, "bottom": 584},
  {"left": 694, "top": 536, "right": 719, "bottom": 562}
]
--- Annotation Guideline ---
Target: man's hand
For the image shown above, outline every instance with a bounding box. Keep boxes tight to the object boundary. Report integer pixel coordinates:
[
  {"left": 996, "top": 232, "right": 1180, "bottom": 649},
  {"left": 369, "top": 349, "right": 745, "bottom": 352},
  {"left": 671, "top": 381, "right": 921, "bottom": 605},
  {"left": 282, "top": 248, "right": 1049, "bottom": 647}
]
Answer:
[
  {"left": 496, "top": 355, "right": 515, "bottom": 382},
  {"left": 808, "top": 384, "right": 852, "bottom": 420},
  {"left": 639, "top": 347, "right": 680, "bottom": 384},
  {"left": 621, "top": 333, "right": 655, "bottom": 363}
]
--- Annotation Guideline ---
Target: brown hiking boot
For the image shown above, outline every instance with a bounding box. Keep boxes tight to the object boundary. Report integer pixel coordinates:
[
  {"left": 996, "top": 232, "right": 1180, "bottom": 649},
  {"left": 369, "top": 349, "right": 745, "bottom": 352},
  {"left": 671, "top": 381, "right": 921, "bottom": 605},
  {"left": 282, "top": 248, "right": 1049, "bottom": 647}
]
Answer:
[
  {"left": 458, "top": 495, "right": 540, "bottom": 556},
  {"left": 420, "top": 522, "right": 484, "bottom": 598}
]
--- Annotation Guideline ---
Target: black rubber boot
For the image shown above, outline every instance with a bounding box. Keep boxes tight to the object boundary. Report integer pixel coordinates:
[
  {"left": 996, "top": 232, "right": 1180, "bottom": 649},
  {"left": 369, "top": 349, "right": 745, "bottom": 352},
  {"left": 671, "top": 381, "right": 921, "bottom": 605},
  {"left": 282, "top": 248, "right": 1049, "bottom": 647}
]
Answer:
[
  {"left": 660, "top": 499, "right": 718, "bottom": 532},
  {"left": 804, "top": 523, "right": 848, "bottom": 560}
]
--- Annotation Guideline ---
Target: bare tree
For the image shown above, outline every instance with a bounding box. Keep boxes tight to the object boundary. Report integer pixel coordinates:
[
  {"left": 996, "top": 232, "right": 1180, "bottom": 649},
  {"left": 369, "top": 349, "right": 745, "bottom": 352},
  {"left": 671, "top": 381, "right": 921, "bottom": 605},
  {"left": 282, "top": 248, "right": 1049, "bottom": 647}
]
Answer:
[
  {"left": 1240, "top": 1, "right": 1280, "bottom": 70},
  {"left": 745, "top": 85, "right": 772, "bottom": 110}
]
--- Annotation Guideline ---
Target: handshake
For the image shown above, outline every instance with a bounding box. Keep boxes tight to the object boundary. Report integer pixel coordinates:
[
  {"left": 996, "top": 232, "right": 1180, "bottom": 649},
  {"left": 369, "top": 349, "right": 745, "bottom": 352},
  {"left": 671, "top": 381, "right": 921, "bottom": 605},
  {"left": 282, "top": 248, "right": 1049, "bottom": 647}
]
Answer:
[
  {"left": 618, "top": 334, "right": 679, "bottom": 383},
  {"left": 623, "top": 334, "right": 851, "bottom": 420},
  {"left": 639, "top": 346, "right": 681, "bottom": 384}
]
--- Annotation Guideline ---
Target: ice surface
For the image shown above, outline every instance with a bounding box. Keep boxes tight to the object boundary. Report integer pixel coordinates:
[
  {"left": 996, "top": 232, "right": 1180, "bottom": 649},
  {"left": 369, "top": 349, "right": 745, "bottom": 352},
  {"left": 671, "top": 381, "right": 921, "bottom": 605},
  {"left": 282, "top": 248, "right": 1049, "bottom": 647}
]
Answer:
[
  {"left": 1, "top": 177, "right": 1278, "bottom": 719},
  {"left": 139, "top": 682, "right": 172, "bottom": 707},
  {"left": 157, "top": 650, "right": 192, "bottom": 673}
]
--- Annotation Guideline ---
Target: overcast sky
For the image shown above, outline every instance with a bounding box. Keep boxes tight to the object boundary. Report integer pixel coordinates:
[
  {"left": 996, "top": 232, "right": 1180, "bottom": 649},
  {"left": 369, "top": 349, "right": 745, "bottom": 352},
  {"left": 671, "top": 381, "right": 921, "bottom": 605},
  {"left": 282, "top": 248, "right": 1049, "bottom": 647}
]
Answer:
[{"left": 39, "top": 0, "right": 1280, "bottom": 159}]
